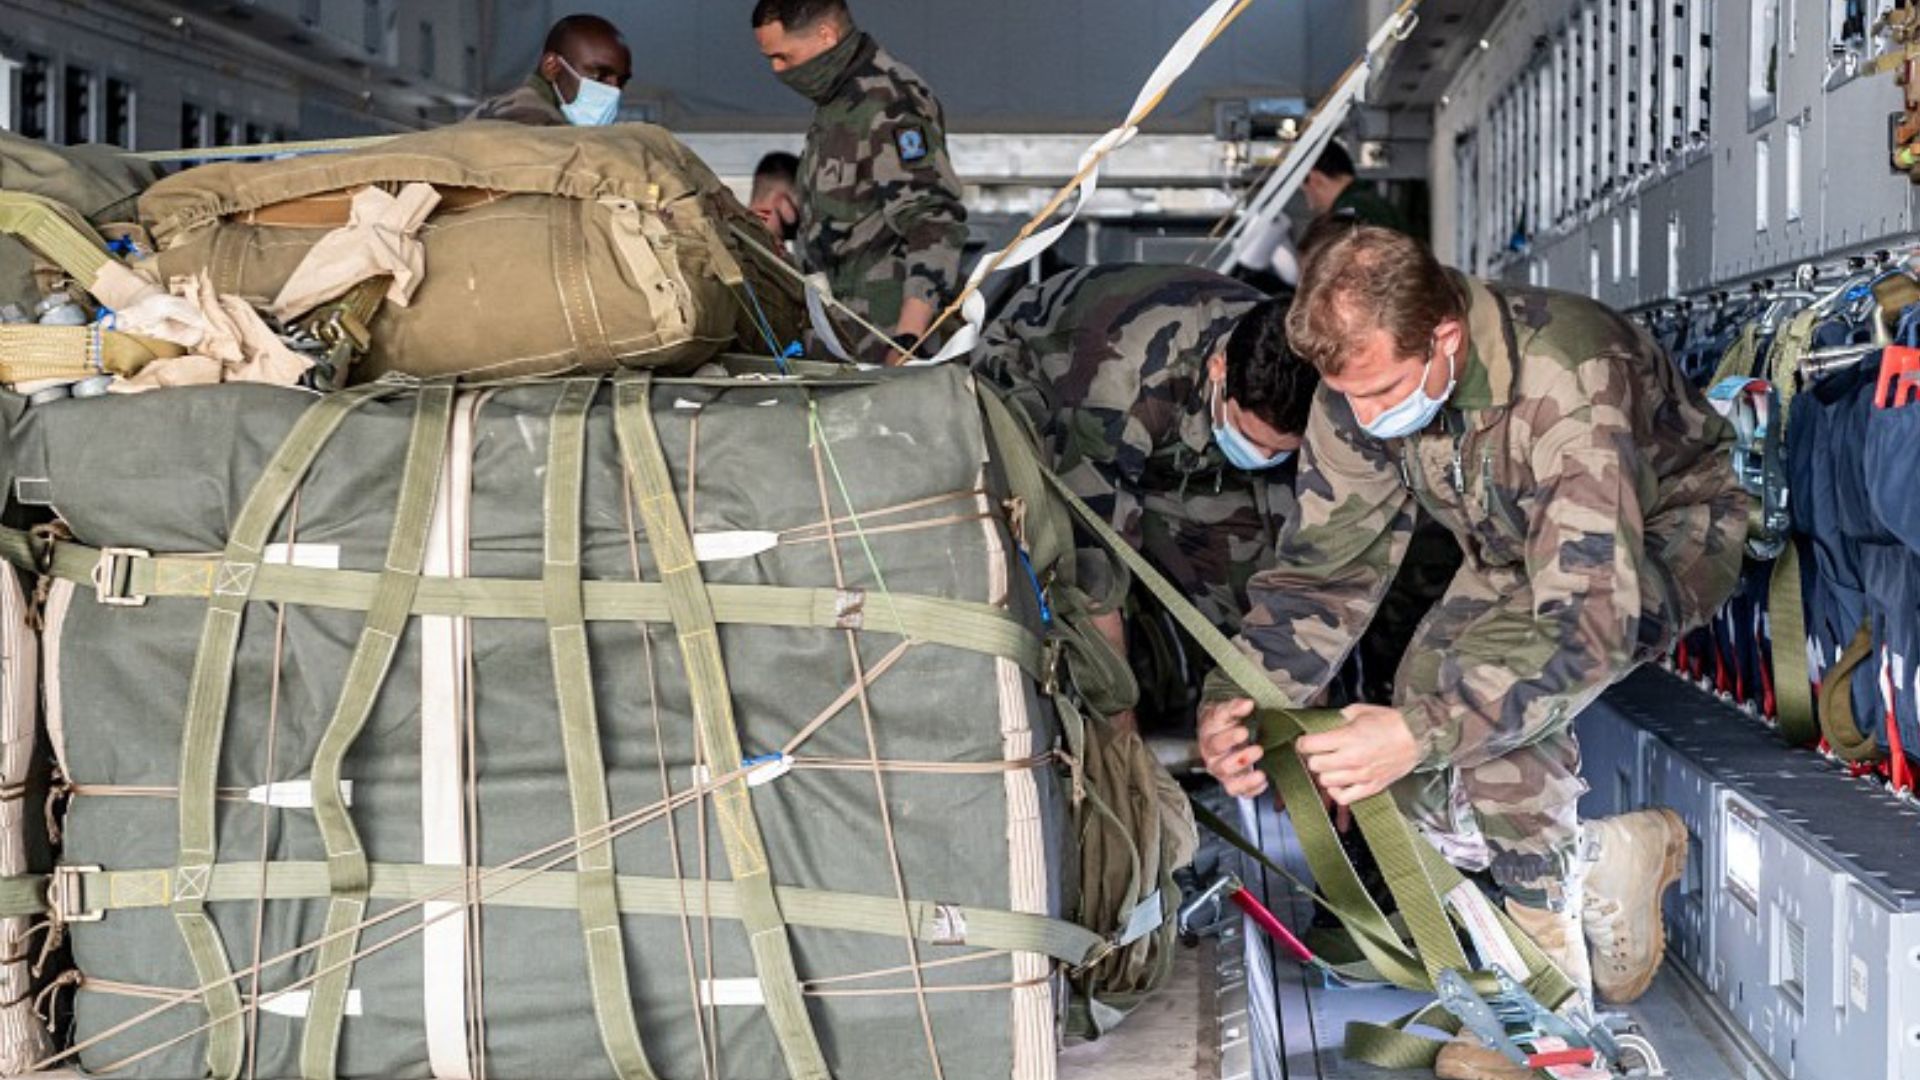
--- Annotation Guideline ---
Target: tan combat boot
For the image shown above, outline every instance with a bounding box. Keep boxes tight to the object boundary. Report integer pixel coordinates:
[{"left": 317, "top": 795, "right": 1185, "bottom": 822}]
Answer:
[
  {"left": 1582, "top": 808, "right": 1688, "bottom": 1004},
  {"left": 1433, "top": 894, "right": 1593, "bottom": 1080}
]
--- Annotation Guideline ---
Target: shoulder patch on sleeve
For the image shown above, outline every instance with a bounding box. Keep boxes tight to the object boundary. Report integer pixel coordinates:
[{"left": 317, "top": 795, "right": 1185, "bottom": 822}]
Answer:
[{"left": 894, "top": 124, "right": 931, "bottom": 166}]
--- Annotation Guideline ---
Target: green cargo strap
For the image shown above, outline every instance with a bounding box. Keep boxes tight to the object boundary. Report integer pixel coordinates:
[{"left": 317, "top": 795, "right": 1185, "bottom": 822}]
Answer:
[
  {"left": 1819, "top": 618, "right": 1885, "bottom": 763},
  {"left": 6, "top": 531, "right": 1042, "bottom": 677},
  {"left": 612, "top": 373, "right": 829, "bottom": 1080},
  {"left": 0, "top": 323, "right": 184, "bottom": 385},
  {"left": 301, "top": 385, "right": 454, "bottom": 1080},
  {"left": 1769, "top": 544, "right": 1817, "bottom": 745},
  {"left": 171, "top": 382, "right": 395, "bottom": 1080},
  {"left": 977, "top": 387, "right": 1577, "bottom": 1065},
  {"left": 1764, "top": 310, "right": 1818, "bottom": 745},
  {"left": 0, "top": 191, "right": 115, "bottom": 289},
  {"left": 973, "top": 371, "right": 1073, "bottom": 576},
  {"left": 543, "top": 379, "right": 660, "bottom": 1080},
  {"left": 978, "top": 389, "right": 1477, "bottom": 989},
  {"left": 33, "top": 861, "right": 1102, "bottom": 967}
]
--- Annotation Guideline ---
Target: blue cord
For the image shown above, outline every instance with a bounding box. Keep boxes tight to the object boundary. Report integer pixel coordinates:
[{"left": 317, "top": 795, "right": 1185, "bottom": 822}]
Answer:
[
  {"left": 1017, "top": 548, "right": 1053, "bottom": 627},
  {"left": 739, "top": 278, "right": 790, "bottom": 373}
]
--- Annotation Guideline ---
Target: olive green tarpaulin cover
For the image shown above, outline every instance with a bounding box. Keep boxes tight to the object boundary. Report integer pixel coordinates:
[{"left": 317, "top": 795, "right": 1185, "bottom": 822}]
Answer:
[
  {"left": 137, "top": 123, "right": 806, "bottom": 384},
  {"left": 12, "top": 366, "right": 1098, "bottom": 1080}
]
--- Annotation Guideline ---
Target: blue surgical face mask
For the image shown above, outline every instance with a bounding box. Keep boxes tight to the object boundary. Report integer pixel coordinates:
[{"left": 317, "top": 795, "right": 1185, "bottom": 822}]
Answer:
[
  {"left": 555, "top": 57, "right": 622, "bottom": 127},
  {"left": 1212, "top": 379, "right": 1293, "bottom": 471},
  {"left": 1359, "top": 340, "right": 1456, "bottom": 441}
]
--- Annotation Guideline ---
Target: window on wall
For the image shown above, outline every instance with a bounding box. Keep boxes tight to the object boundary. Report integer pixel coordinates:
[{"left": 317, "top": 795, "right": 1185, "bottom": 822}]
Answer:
[
  {"left": 1749, "top": 0, "right": 1781, "bottom": 126},
  {"left": 363, "top": 0, "right": 383, "bottom": 55},
  {"left": 1663, "top": 2, "right": 1686, "bottom": 155},
  {"left": 1618, "top": 0, "right": 1637, "bottom": 178},
  {"left": 213, "top": 111, "right": 237, "bottom": 147},
  {"left": 1585, "top": 3, "right": 1602, "bottom": 204},
  {"left": 464, "top": 45, "right": 480, "bottom": 95},
  {"left": 180, "top": 101, "right": 206, "bottom": 149},
  {"left": 104, "top": 78, "right": 134, "bottom": 149},
  {"left": 1785, "top": 119, "right": 1803, "bottom": 221},
  {"left": 19, "top": 55, "right": 51, "bottom": 142},
  {"left": 1606, "top": 0, "right": 1624, "bottom": 188},
  {"left": 1630, "top": 205, "right": 1642, "bottom": 278},
  {"left": 419, "top": 21, "right": 436, "bottom": 79},
  {"left": 1690, "top": 0, "right": 1714, "bottom": 139},
  {"left": 62, "top": 65, "right": 95, "bottom": 145},
  {"left": 1755, "top": 136, "right": 1771, "bottom": 232},
  {"left": 1667, "top": 216, "right": 1682, "bottom": 297},
  {"left": 1638, "top": 0, "right": 1657, "bottom": 171}
]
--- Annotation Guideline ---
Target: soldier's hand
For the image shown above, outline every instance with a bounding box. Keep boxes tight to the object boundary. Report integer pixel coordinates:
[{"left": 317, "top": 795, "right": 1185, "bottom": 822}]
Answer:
[
  {"left": 1198, "top": 698, "right": 1267, "bottom": 799},
  {"left": 1297, "top": 704, "right": 1420, "bottom": 807}
]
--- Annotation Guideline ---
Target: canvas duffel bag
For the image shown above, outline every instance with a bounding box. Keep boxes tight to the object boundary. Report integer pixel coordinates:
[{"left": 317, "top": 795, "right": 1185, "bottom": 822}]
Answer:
[
  {"left": 137, "top": 123, "right": 805, "bottom": 384},
  {"left": 0, "top": 361, "right": 1189, "bottom": 1080}
]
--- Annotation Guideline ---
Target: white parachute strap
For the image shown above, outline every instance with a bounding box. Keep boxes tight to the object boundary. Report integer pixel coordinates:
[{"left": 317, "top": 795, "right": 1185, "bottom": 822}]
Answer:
[
  {"left": 913, "top": 0, "right": 1258, "bottom": 365},
  {"left": 1202, "top": 0, "right": 1422, "bottom": 274}
]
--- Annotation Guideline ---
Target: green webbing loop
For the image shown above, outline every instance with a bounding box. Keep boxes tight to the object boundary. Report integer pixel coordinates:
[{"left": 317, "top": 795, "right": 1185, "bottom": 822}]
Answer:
[
  {"left": 1819, "top": 618, "right": 1886, "bottom": 763},
  {"left": 171, "top": 382, "right": 395, "bottom": 1080},
  {"left": 300, "top": 385, "right": 454, "bottom": 1080},
  {"left": 543, "top": 379, "right": 660, "bottom": 1080},
  {"left": 612, "top": 373, "right": 830, "bottom": 1080},
  {"left": 1769, "top": 544, "right": 1817, "bottom": 745},
  {"left": 0, "top": 874, "right": 46, "bottom": 918}
]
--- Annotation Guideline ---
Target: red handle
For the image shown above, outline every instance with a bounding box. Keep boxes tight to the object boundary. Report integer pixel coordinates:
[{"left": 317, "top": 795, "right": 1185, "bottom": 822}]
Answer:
[
  {"left": 1525, "top": 1048, "right": 1597, "bottom": 1068},
  {"left": 1226, "top": 885, "right": 1316, "bottom": 966}
]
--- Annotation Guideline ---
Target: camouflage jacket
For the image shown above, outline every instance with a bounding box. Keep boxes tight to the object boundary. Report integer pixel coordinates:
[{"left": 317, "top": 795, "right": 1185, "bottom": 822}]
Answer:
[
  {"left": 467, "top": 75, "right": 567, "bottom": 127},
  {"left": 799, "top": 33, "right": 968, "bottom": 348},
  {"left": 975, "top": 265, "right": 1292, "bottom": 632},
  {"left": 1231, "top": 274, "right": 1741, "bottom": 769}
]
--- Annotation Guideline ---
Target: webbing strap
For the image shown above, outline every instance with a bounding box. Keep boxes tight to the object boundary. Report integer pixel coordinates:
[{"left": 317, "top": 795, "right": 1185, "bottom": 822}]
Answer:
[
  {"left": 543, "top": 380, "right": 659, "bottom": 1080},
  {"left": 1820, "top": 618, "right": 1885, "bottom": 763},
  {"left": 23, "top": 862, "right": 1103, "bottom": 965},
  {"left": 0, "top": 191, "right": 114, "bottom": 288},
  {"left": 171, "top": 382, "right": 394, "bottom": 1080},
  {"left": 1769, "top": 544, "right": 1817, "bottom": 745},
  {"left": 8, "top": 531, "right": 1042, "bottom": 676},
  {"left": 612, "top": 373, "right": 829, "bottom": 1080},
  {"left": 1766, "top": 311, "right": 1819, "bottom": 745},
  {"left": 300, "top": 385, "right": 453, "bottom": 1080},
  {"left": 978, "top": 387, "right": 1578, "bottom": 1066},
  {"left": 979, "top": 390, "right": 1477, "bottom": 988},
  {"left": 552, "top": 200, "right": 617, "bottom": 368},
  {"left": 0, "top": 324, "right": 183, "bottom": 384}
]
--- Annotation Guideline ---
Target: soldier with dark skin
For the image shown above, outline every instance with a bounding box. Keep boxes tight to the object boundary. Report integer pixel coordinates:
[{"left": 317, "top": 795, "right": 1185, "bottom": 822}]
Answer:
[
  {"left": 753, "top": 0, "right": 968, "bottom": 366},
  {"left": 1197, "top": 228, "right": 1746, "bottom": 1080},
  {"left": 468, "top": 14, "right": 632, "bottom": 128}
]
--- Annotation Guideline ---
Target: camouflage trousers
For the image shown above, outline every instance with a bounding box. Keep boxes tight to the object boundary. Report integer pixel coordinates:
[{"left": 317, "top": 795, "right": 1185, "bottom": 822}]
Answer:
[{"left": 1389, "top": 500, "right": 1746, "bottom": 900}]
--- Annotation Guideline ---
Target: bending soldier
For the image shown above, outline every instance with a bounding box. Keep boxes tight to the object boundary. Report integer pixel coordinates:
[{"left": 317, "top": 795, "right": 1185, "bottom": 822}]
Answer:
[{"left": 1198, "top": 228, "right": 1746, "bottom": 1080}]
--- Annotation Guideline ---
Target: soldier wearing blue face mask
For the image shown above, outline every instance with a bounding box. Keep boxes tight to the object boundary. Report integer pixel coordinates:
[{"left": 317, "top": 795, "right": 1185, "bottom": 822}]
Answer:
[{"left": 468, "top": 14, "right": 632, "bottom": 128}]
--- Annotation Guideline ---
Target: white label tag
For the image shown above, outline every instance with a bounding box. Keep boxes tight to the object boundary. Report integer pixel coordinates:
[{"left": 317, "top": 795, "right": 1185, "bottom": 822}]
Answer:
[
  {"left": 246, "top": 780, "right": 353, "bottom": 809},
  {"left": 693, "top": 531, "right": 780, "bottom": 562},
  {"left": 262, "top": 543, "right": 341, "bottom": 569},
  {"left": 692, "top": 755, "right": 791, "bottom": 789},
  {"left": 699, "top": 979, "right": 765, "bottom": 1007},
  {"left": 929, "top": 904, "right": 968, "bottom": 946},
  {"left": 1448, "top": 881, "right": 1529, "bottom": 979},
  {"left": 262, "top": 988, "right": 362, "bottom": 1019},
  {"left": 1850, "top": 955, "right": 1870, "bottom": 1012}
]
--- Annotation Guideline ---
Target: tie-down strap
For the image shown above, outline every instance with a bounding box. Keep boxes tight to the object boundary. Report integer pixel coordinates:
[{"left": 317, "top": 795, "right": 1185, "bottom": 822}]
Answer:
[{"left": 0, "top": 527, "right": 1042, "bottom": 679}]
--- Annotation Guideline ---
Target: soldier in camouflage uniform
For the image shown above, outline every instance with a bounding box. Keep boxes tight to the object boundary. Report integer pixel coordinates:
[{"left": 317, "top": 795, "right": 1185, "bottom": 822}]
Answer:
[
  {"left": 974, "top": 265, "right": 1315, "bottom": 642},
  {"left": 467, "top": 15, "right": 631, "bottom": 128},
  {"left": 1198, "top": 228, "right": 1744, "bottom": 1076},
  {"left": 754, "top": 0, "right": 968, "bottom": 366}
]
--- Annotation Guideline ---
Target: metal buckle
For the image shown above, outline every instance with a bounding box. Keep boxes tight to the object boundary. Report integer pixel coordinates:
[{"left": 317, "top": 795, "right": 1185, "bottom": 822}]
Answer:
[
  {"left": 91, "top": 547, "right": 150, "bottom": 607},
  {"left": 48, "top": 865, "right": 103, "bottom": 924}
]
